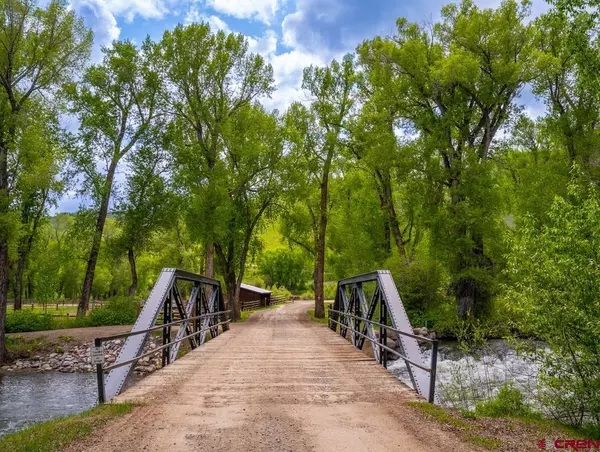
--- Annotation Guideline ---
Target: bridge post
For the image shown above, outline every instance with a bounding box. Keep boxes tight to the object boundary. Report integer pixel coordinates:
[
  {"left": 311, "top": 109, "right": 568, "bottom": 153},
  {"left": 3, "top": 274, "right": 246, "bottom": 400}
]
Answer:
[{"left": 95, "top": 337, "right": 105, "bottom": 404}]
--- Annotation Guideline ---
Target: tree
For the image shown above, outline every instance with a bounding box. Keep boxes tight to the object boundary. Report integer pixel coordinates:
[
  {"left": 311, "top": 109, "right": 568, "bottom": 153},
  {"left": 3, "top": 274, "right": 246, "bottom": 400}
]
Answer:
[
  {"left": 13, "top": 104, "right": 65, "bottom": 309},
  {"left": 284, "top": 55, "right": 356, "bottom": 318},
  {"left": 532, "top": 10, "right": 600, "bottom": 180},
  {"left": 67, "top": 40, "right": 160, "bottom": 317},
  {"left": 354, "top": 48, "right": 417, "bottom": 260},
  {"left": 154, "top": 22, "right": 274, "bottom": 280},
  {"left": 176, "top": 103, "right": 283, "bottom": 320},
  {"left": 507, "top": 170, "right": 600, "bottom": 426},
  {"left": 114, "top": 136, "right": 173, "bottom": 296},
  {"left": 360, "top": 0, "right": 537, "bottom": 318},
  {"left": 0, "top": 0, "right": 91, "bottom": 361}
]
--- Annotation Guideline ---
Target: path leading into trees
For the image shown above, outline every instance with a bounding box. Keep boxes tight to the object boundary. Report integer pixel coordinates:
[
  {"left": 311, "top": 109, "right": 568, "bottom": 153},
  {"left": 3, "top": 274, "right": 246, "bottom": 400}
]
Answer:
[{"left": 67, "top": 301, "right": 473, "bottom": 452}]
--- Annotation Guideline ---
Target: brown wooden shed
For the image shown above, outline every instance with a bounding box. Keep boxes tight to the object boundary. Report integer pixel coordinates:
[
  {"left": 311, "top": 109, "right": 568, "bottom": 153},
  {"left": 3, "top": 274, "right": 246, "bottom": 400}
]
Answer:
[{"left": 239, "top": 283, "right": 272, "bottom": 308}]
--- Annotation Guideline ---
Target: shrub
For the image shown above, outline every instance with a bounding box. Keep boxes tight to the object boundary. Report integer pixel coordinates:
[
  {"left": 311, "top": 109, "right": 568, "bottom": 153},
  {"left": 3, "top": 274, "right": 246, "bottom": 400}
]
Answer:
[
  {"left": 475, "top": 384, "right": 532, "bottom": 418},
  {"left": 5, "top": 310, "right": 53, "bottom": 333},
  {"left": 89, "top": 297, "right": 139, "bottom": 326},
  {"left": 271, "top": 285, "right": 292, "bottom": 299},
  {"left": 507, "top": 172, "right": 600, "bottom": 426}
]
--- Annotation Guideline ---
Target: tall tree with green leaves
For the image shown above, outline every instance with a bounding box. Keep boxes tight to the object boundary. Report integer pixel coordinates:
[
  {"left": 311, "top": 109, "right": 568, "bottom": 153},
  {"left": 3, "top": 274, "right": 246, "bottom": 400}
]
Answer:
[
  {"left": 0, "top": 0, "right": 91, "bottom": 361},
  {"left": 12, "top": 102, "right": 66, "bottom": 310},
  {"left": 175, "top": 102, "right": 283, "bottom": 320},
  {"left": 66, "top": 40, "right": 160, "bottom": 317},
  {"left": 154, "top": 23, "right": 274, "bottom": 281},
  {"left": 532, "top": 10, "right": 600, "bottom": 180},
  {"left": 114, "top": 135, "right": 174, "bottom": 296},
  {"left": 284, "top": 55, "right": 355, "bottom": 318},
  {"left": 360, "top": 0, "right": 537, "bottom": 318}
]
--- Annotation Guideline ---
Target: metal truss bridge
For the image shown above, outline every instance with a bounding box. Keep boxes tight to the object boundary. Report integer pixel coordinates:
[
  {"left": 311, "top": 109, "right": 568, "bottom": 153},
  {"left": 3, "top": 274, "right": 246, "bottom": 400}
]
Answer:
[{"left": 83, "top": 269, "right": 456, "bottom": 451}]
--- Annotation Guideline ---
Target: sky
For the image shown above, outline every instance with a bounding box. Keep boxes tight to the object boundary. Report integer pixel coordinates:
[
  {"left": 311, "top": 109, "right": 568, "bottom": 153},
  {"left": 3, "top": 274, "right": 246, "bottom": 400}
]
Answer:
[{"left": 56, "top": 0, "right": 551, "bottom": 212}]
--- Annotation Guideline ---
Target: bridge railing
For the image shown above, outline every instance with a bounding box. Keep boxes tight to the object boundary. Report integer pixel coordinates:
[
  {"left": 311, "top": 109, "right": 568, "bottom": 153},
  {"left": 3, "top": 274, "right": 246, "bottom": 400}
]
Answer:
[
  {"left": 93, "top": 311, "right": 230, "bottom": 403},
  {"left": 92, "top": 268, "right": 230, "bottom": 403},
  {"left": 330, "top": 270, "right": 439, "bottom": 403},
  {"left": 327, "top": 309, "right": 438, "bottom": 403}
]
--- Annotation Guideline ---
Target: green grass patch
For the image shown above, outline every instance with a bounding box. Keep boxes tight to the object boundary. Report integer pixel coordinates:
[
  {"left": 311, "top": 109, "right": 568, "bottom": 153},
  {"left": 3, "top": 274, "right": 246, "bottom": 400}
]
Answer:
[
  {"left": 408, "top": 401, "right": 502, "bottom": 450},
  {"left": 237, "top": 304, "right": 280, "bottom": 323},
  {"left": 408, "top": 401, "right": 474, "bottom": 431},
  {"left": 5, "top": 335, "right": 54, "bottom": 359},
  {"left": 307, "top": 302, "right": 332, "bottom": 324},
  {"left": 0, "top": 403, "right": 134, "bottom": 452},
  {"left": 4, "top": 297, "right": 139, "bottom": 333},
  {"left": 464, "top": 433, "right": 502, "bottom": 449}
]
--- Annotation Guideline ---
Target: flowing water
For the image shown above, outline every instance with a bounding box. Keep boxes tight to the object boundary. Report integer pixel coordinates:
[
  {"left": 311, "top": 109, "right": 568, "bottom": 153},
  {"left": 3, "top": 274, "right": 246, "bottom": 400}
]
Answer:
[
  {"left": 389, "top": 339, "right": 543, "bottom": 409},
  {"left": 0, "top": 372, "right": 98, "bottom": 437}
]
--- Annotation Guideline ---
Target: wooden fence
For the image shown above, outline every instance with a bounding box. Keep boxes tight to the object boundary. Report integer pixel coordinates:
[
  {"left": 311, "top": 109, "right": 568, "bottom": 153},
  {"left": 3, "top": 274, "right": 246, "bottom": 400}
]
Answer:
[{"left": 240, "top": 295, "right": 292, "bottom": 311}]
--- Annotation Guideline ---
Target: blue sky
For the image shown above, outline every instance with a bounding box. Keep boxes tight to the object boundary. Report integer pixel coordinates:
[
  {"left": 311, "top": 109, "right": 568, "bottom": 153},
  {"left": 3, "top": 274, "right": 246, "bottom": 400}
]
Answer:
[{"left": 57, "top": 0, "right": 551, "bottom": 212}]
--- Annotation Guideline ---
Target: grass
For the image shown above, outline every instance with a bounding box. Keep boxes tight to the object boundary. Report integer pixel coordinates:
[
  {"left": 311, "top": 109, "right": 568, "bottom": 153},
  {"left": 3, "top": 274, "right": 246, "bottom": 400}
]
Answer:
[
  {"left": 409, "top": 401, "right": 600, "bottom": 450},
  {"left": 0, "top": 403, "right": 134, "bottom": 452},
  {"left": 307, "top": 302, "right": 332, "bottom": 324},
  {"left": 408, "top": 401, "right": 503, "bottom": 450},
  {"left": 237, "top": 304, "right": 281, "bottom": 322},
  {"left": 5, "top": 335, "right": 55, "bottom": 359},
  {"left": 8, "top": 306, "right": 79, "bottom": 315}
]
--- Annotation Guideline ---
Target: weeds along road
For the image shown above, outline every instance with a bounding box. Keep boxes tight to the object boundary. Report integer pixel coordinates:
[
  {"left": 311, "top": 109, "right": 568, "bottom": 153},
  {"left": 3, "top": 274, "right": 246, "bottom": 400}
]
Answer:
[{"left": 67, "top": 301, "right": 473, "bottom": 452}]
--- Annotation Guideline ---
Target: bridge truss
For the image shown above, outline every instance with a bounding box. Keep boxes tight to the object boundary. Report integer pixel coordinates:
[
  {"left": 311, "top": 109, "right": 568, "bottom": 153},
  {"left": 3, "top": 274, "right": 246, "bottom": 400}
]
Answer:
[
  {"left": 96, "top": 269, "right": 229, "bottom": 402},
  {"left": 330, "top": 270, "right": 438, "bottom": 403}
]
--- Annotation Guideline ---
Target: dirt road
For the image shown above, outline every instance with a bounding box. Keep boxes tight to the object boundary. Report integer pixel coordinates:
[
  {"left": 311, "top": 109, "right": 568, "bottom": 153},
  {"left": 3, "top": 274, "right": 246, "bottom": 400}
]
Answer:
[{"left": 68, "top": 301, "right": 473, "bottom": 452}]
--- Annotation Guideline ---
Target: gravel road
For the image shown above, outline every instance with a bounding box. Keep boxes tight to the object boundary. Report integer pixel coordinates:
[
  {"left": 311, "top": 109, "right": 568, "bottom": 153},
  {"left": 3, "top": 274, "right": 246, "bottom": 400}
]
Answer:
[{"left": 67, "top": 301, "right": 474, "bottom": 451}]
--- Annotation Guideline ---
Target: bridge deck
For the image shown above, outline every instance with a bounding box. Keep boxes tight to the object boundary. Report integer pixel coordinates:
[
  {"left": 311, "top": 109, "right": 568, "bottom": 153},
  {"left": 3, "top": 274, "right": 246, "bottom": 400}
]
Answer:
[{"left": 69, "top": 301, "right": 472, "bottom": 451}]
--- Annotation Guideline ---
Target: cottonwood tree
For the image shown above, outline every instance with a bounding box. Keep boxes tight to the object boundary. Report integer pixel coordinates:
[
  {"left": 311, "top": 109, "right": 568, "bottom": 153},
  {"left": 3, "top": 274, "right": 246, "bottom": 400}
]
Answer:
[
  {"left": 114, "top": 135, "right": 174, "bottom": 296},
  {"left": 284, "top": 55, "right": 355, "bottom": 319},
  {"left": 347, "top": 66, "right": 415, "bottom": 260},
  {"left": 13, "top": 104, "right": 65, "bottom": 309},
  {"left": 360, "top": 0, "right": 537, "bottom": 318},
  {"left": 178, "top": 103, "right": 283, "bottom": 320},
  {"left": 533, "top": 10, "right": 600, "bottom": 179},
  {"left": 0, "top": 0, "right": 91, "bottom": 361},
  {"left": 66, "top": 40, "right": 160, "bottom": 317},
  {"left": 154, "top": 23, "right": 274, "bottom": 280}
]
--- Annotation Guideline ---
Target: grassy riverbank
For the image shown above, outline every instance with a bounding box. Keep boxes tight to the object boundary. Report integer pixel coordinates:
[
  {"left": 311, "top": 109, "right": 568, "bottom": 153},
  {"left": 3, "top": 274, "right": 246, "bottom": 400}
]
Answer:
[
  {"left": 306, "top": 302, "right": 332, "bottom": 324},
  {"left": 0, "top": 403, "right": 134, "bottom": 452}
]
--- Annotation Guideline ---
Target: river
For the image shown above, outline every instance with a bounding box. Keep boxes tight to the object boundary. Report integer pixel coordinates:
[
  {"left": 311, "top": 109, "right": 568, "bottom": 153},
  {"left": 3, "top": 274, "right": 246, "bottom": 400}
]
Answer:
[
  {"left": 0, "top": 339, "right": 541, "bottom": 438},
  {"left": 0, "top": 372, "right": 97, "bottom": 437},
  {"left": 389, "top": 339, "right": 542, "bottom": 409}
]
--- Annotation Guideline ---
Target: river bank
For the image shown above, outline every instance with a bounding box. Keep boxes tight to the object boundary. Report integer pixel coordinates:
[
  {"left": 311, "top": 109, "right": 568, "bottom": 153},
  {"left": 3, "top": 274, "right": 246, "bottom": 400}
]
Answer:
[{"left": 1, "top": 329, "right": 163, "bottom": 374}]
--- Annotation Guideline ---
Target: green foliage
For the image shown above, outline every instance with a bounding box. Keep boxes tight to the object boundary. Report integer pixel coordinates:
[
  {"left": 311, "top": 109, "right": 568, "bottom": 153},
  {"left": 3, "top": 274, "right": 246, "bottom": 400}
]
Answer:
[
  {"left": 258, "top": 248, "right": 311, "bottom": 291},
  {"left": 5, "top": 311, "right": 53, "bottom": 333},
  {"left": 89, "top": 297, "right": 139, "bottom": 327},
  {"left": 0, "top": 403, "right": 133, "bottom": 452},
  {"left": 475, "top": 384, "right": 533, "bottom": 418},
  {"left": 507, "top": 171, "right": 600, "bottom": 426}
]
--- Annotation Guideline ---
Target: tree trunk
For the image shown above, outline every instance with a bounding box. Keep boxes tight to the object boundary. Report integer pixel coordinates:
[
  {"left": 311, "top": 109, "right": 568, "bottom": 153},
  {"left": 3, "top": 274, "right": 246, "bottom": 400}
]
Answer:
[
  {"left": 225, "top": 271, "right": 239, "bottom": 321},
  {"left": 0, "top": 144, "right": 9, "bottom": 363},
  {"left": 14, "top": 189, "right": 48, "bottom": 310},
  {"left": 127, "top": 247, "right": 138, "bottom": 296},
  {"left": 0, "top": 236, "right": 8, "bottom": 363},
  {"left": 78, "top": 160, "right": 118, "bottom": 317},
  {"left": 376, "top": 168, "right": 406, "bottom": 260},
  {"left": 205, "top": 243, "right": 214, "bottom": 278},
  {"left": 13, "top": 253, "right": 25, "bottom": 310},
  {"left": 314, "top": 168, "right": 330, "bottom": 319}
]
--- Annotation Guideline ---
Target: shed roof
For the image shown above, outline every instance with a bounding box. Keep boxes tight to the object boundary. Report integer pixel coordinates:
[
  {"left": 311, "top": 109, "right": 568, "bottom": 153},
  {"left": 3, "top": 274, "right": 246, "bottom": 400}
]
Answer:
[{"left": 240, "top": 283, "right": 272, "bottom": 295}]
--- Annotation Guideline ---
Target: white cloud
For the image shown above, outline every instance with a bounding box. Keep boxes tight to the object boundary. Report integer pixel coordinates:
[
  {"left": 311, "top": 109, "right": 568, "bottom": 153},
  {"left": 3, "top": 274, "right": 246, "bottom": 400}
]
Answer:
[
  {"left": 185, "top": 6, "right": 231, "bottom": 32},
  {"left": 204, "top": 0, "right": 283, "bottom": 25},
  {"left": 69, "top": 0, "right": 171, "bottom": 60},
  {"left": 248, "top": 29, "right": 277, "bottom": 56},
  {"left": 263, "top": 50, "right": 329, "bottom": 111}
]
